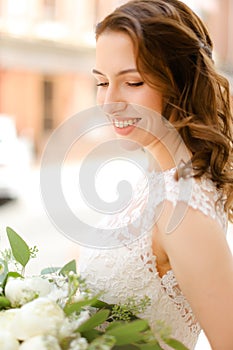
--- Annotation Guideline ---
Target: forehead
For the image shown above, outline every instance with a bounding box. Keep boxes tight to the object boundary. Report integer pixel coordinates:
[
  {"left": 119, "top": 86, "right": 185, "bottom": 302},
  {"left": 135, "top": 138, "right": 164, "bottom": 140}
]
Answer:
[{"left": 95, "top": 31, "right": 137, "bottom": 71}]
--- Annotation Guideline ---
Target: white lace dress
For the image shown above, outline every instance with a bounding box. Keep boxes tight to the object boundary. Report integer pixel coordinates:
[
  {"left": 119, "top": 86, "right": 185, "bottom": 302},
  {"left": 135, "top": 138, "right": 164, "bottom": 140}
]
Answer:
[{"left": 79, "top": 168, "right": 227, "bottom": 350}]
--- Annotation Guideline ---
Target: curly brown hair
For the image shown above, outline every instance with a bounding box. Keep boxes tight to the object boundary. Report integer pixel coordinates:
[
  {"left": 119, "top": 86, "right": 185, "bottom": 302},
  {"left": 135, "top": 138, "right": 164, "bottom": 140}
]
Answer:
[{"left": 95, "top": 0, "right": 233, "bottom": 222}]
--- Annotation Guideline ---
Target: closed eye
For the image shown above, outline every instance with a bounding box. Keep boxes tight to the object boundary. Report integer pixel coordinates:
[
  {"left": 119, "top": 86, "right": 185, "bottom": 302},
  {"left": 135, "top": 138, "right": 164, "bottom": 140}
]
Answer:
[
  {"left": 127, "top": 82, "right": 144, "bottom": 87},
  {"left": 96, "top": 82, "right": 109, "bottom": 87},
  {"left": 96, "top": 81, "right": 144, "bottom": 87}
]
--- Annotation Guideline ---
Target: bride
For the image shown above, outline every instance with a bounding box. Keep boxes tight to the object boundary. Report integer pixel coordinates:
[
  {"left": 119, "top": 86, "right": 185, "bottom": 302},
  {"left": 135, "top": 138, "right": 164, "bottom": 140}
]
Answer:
[{"left": 79, "top": 1, "right": 233, "bottom": 349}]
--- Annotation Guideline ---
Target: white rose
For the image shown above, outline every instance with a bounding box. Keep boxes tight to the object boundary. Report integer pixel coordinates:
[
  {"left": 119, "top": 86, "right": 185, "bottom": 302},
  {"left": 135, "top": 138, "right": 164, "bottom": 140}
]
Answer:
[
  {"left": 13, "top": 297, "right": 65, "bottom": 340},
  {"left": 19, "top": 335, "right": 61, "bottom": 350},
  {"left": 0, "top": 330, "right": 19, "bottom": 350},
  {"left": 5, "top": 277, "right": 51, "bottom": 307},
  {"left": 0, "top": 309, "right": 19, "bottom": 332}
]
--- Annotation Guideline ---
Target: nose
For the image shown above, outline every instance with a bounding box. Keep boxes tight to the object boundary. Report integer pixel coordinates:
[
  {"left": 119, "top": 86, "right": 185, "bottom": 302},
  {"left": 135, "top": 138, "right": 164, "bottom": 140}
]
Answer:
[
  {"left": 100, "top": 85, "right": 127, "bottom": 115},
  {"left": 102, "top": 101, "right": 127, "bottom": 116}
]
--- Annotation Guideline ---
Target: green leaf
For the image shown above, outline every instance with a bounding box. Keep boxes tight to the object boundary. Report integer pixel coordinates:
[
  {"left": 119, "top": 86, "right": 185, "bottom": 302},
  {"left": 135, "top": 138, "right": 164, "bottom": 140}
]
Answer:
[
  {"left": 41, "top": 267, "right": 61, "bottom": 275},
  {"left": 6, "top": 227, "right": 30, "bottom": 268},
  {"left": 164, "top": 338, "right": 189, "bottom": 350},
  {"left": 106, "top": 321, "right": 125, "bottom": 331},
  {"left": 112, "top": 345, "right": 139, "bottom": 350},
  {"left": 81, "top": 329, "right": 103, "bottom": 342},
  {"left": 77, "top": 309, "right": 110, "bottom": 332},
  {"left": 106, "top": 319, "right": 149, "bottom": 346},
  {"left": 0, "top": 296, "right": 11, "bottom": 310},
  {"left": 5, "top": 271, "right": 23, "bottom": 279},
  {"left": 91, "top": 299, "right": 113, "bottom": 309},
  {"left": 64, "top": 296, "right": 99, "bottom": 316},
  {"left": 59, "top": 259, "right": 77, "bottom": 276},
  {"left": 2, "top": 271, "right": 23, "bottom": 291},
  {"left": 137, "top": 343, "right": 164, "bottom": 350}
]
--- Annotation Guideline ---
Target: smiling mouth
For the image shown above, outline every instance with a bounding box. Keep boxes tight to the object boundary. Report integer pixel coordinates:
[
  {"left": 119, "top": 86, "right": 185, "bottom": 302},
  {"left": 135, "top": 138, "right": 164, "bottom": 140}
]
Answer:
[{"left": 113, "top": 118, "right": 141, "bottom": 128}]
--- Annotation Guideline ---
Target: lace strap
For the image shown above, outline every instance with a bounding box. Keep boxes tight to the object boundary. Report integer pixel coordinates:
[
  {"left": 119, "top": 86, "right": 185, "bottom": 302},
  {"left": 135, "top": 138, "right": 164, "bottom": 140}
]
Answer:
[{"left": 145, "top": 169, "right": 227, "bottom": 232}]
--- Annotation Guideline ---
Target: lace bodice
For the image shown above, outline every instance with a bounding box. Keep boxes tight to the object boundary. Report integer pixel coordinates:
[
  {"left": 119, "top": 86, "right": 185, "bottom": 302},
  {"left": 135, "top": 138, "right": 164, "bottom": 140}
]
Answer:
[{"left": 79, "top": 168, "right": 227, "bottom": 350}]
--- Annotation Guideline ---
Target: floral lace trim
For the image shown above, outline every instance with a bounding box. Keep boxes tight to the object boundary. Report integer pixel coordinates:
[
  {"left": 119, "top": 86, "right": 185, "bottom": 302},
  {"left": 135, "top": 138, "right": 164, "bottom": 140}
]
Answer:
[
  {"left": 160, "top": 270, "right": 201, "bottom": 334},
  {"left": 134, "top": 234, "right": 200, "bottom": 335},
  {"left": 146, "top": 168, "right": 227, "bottom": 232},
  {"left": 137, "top": 235, "right": 201, "bottom": 335}
]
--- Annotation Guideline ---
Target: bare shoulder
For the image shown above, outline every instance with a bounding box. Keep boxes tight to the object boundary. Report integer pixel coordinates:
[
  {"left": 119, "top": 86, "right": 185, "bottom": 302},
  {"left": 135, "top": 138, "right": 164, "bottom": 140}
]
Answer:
[
  {"left": 157, "top": 201, "right": 232, "bottom": 272},
  {"left": 156, "top": 201, "right": 233, "bottom": 348}
]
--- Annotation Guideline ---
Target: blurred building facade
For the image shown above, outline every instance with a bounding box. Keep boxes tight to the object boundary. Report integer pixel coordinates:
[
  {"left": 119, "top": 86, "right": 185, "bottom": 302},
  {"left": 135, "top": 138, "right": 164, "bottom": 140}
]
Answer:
[{"left": 0, "top": 0, "right": 232, "bottom": 158}]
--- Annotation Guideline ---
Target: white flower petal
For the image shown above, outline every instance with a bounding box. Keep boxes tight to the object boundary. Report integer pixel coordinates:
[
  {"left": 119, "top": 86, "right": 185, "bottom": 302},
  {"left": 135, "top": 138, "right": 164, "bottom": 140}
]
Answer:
[
  {"left": 13, "top": 297, "right": 65, "bottom": 340},
  {"left": 0, "top": 330, "right": 19, "bottom": 350},
  {"left": 0, "top": 309, "right": 19, "bottom": 332},
  {"left": 69, "top": 337, "right": 88, "bottom": 350},
  {"left": 19, "top": 335, "right": 61, "bottom": 350},
  {"left": 58, "top": 310, "right": 90, "bottom": 340},
  {"left": 5, "top": 277, "right": 51, "bottom": 307}
]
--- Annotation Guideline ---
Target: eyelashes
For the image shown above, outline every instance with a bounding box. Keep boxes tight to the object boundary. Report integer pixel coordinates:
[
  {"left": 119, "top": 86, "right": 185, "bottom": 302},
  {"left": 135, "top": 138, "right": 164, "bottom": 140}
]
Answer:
[
  {"left": 96, "top": 82, "right": 108, "bottom": 87},
  {"left": 127, "top": 82, "right": 144, "bottom": 87},
  {"left": 96, "top": 82, "right": 144, "bottom": 87}
]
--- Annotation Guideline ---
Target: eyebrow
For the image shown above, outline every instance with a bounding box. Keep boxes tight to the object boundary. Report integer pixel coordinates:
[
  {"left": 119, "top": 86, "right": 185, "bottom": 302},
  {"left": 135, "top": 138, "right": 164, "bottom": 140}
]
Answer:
[{"left": 92, "top": 68, "right": 138, "bottom": 77}]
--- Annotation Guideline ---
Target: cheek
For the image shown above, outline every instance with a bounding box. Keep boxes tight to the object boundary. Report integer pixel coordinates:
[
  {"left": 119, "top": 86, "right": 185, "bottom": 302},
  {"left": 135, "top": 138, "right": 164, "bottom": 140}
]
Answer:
[
  {"left": 96, "top": 89, "right": 104, "bottom": 105},
  {"left": 147, "top": 93, "right": 163, "bottom": 114}
]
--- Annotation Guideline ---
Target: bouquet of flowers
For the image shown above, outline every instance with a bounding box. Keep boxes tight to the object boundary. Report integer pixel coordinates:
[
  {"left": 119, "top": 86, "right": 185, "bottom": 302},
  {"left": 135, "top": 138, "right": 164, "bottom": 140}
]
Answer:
[{"left": 0, "top": 227, "right": 188, "bottom": 350}]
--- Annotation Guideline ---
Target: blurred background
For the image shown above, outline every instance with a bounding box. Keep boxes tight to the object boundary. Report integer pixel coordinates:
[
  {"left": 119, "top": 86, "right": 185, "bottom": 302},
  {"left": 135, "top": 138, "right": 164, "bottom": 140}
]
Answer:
[
  {"left": 0, "top": 0, "right": 232, "bottom": 160},
  {"left": 0, "top": 1, "right": 232, "bottom": 349}
]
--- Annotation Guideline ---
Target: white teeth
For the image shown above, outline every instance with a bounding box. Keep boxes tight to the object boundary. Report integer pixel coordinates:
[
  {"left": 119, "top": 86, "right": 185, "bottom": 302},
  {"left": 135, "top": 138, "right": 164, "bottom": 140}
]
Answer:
[{"left": 113, "top": 118, "right": 140, "bottom": 128}]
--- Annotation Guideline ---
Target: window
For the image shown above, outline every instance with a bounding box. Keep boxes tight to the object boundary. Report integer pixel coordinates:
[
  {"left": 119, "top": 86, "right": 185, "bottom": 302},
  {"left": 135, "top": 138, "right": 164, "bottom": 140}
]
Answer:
[{"left": 42, "top": 79, "right": 54, "bottom": 131}]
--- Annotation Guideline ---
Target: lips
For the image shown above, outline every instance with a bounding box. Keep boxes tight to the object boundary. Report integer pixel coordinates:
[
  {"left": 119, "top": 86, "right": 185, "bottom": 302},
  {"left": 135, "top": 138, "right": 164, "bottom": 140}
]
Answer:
[{"left": 110, "top": 117, "right": 141, "bottom": 136}]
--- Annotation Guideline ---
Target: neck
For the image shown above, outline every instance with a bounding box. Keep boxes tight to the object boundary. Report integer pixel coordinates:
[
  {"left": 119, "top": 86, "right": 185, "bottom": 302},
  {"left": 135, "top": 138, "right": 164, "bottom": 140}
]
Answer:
[{"left": 144, "top": 135, "right": 192, "bottom": 173}]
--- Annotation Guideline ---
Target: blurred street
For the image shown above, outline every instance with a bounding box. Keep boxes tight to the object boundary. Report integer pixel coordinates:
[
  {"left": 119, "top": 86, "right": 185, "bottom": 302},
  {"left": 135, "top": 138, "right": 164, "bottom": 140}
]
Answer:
[{"left": 0, "top": 163, "right": 77, "bottom": 274}]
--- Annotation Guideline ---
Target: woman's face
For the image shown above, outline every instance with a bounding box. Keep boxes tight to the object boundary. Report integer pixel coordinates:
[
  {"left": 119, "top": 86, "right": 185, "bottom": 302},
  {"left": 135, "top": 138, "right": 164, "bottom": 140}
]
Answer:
[{"left": 93, "top": 31, "right": 163, "bottom": 147}]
